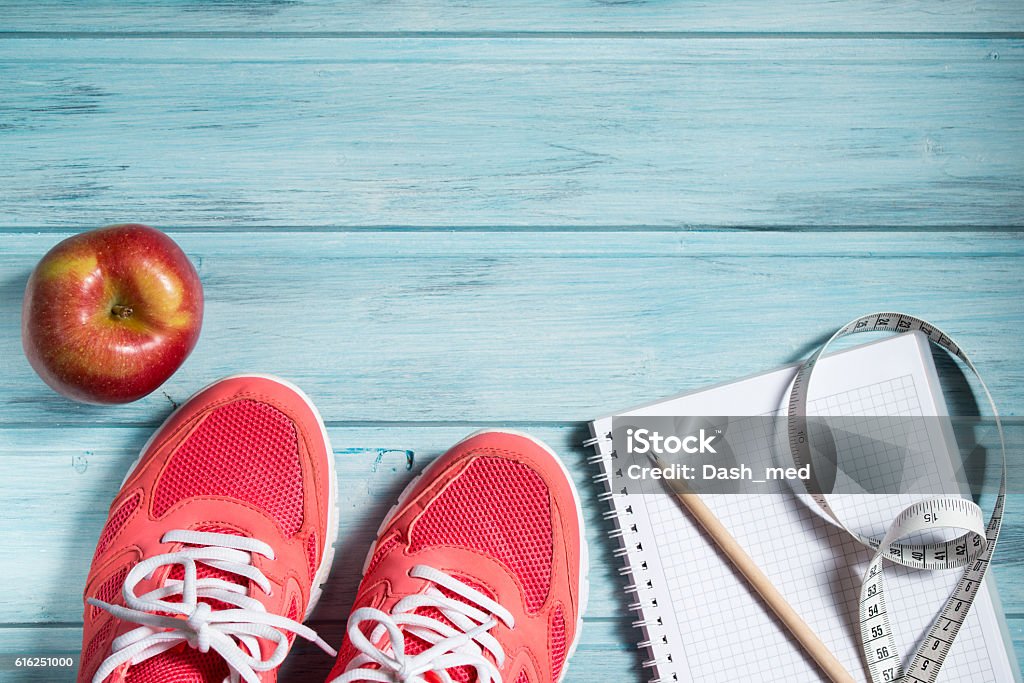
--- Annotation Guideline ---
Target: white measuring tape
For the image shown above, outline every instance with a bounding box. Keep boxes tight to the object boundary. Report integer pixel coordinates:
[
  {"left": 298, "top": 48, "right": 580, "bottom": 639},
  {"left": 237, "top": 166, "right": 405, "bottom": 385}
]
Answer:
[{"left": 787, "top": 312, "right": 1006, "bottom": 683}]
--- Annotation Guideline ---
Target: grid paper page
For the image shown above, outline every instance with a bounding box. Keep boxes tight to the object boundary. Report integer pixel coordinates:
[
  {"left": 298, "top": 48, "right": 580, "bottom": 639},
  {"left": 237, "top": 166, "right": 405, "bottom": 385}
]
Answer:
[{"left": 592, "top": 333, "right": 1016, "bottom": 682}]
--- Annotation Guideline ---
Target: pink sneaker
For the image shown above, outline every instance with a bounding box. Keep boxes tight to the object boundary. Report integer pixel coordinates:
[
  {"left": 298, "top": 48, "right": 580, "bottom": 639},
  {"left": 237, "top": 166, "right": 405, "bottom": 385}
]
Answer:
[
  {"left": 79, "top": 375, "right": 338, "bottom": 683},
  {"left": 326, "top": 430, "right": 588, "bottom": 683}
]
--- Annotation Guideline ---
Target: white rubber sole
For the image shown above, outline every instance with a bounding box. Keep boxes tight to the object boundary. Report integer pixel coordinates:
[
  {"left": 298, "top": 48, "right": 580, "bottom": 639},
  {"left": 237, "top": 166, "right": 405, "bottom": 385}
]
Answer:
[
  {"left": 357, "top": 428, "right": 590, "bottom": 683},
  {"left": 117, "top": 373, "right": 339, "bottom": 620}
]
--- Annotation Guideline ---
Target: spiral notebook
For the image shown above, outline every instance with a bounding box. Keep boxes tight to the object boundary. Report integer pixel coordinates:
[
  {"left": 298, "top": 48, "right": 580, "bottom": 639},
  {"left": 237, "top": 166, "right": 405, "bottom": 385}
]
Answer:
[{"left": 587, "top": 333, "right": 1018, "bottom": 682}]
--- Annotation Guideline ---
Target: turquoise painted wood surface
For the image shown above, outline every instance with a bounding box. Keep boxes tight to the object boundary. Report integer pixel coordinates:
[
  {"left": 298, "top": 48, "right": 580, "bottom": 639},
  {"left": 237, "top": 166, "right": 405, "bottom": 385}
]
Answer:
[
  {"left": 2, "top": 39, "right": 1022, "bottom": 228},
  {"left": 1, "top": 3, "right": 1023, "bottom": 682},
  {"left": 4, "top": 1, "right": 1024, "bottom": 33},
  {"left": 3, "top": 232, "right": 1024, "bottom": 426}
]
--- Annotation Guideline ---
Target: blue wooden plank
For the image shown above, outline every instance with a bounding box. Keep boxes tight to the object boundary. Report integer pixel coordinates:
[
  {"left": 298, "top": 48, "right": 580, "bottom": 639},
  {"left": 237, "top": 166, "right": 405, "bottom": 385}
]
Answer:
[
  {"left": 3, "top": 1, "right": 1023, "bottom": 33},
  {"left": 1, "top": 424, "right": 1020, "bottom": 620},
  {"left": 1, "top": 39, "right": 1021, "bottom": 228},
  {"left": 2, "top": 231, "right": 1022, "bottom": 425}
]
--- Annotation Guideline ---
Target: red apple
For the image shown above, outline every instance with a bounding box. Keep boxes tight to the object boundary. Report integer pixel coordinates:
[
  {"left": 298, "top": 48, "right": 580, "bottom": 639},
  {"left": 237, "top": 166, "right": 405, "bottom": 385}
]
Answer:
[{"left": 22, "top": 224, "right": 203, "bottom": 404}]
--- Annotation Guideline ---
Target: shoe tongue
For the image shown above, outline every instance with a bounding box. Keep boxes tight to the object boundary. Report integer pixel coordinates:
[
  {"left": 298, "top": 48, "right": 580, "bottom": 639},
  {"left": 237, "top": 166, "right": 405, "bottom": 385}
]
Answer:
[
  {"left": 165, "top": 526, "right": 251, "bottom": 607},
  {"left": 336, "top": 575, "right": 495, "bottom": 683},
  {"left": 124, "top": 527, "right": 251, "bottom": 683},
  {"left": 400, "top": 574, "right": 495, "bottom": 683},
  {"left": 124, "top": 644, "right": 228, "bottom": 683},
  {"left": 403, "top": 610, "right": 477, "bottom": 683}
]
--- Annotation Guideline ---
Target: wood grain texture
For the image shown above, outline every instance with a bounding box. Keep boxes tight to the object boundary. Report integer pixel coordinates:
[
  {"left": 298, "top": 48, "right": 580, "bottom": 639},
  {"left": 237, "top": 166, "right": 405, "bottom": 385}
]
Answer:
[
  {"left": 3, "top": 1, "right": 1024, "bottom": 34},
  {"left": 0, "top": 425, "right": 1019, "bottom": 682},
  {"left": 1, "top": 39, "right": 1021, "bottom": 229},
  {"left": 2, "top": 231, "right": 1023, "bottom": 426}
]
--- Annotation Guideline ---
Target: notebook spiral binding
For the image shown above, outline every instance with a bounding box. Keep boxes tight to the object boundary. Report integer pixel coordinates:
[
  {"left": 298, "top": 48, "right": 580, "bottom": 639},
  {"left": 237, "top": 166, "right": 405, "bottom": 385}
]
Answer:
[{"left": 584, "top": 430, "right": 682, "bottom": 683}]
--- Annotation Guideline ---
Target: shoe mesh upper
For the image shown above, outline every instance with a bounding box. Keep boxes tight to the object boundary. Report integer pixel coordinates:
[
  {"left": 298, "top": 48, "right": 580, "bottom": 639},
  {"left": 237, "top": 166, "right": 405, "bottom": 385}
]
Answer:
[
  {"left": 94, "top": 493, "right": 140, "bottom": 561},
  {"left": 306, "top": 531, "right": 319, "bottom": 581},
  {"left": 153, "top": 400, "right": 304, "bottom": 537},
  {"left": 549, "top": 604, "right": 567, "bottom": 681},
  {"left": 286, "top": 595, "right": 300, "bottom": 645},
  {"left": 123, "top": 644, "right": 228, "bottom": 683},
  {"left": 82, "top": 620, "right": 113, "bottom": 680},
  {"left": 91, "top": 566, "right": 130, "bottom": 620},
  {"left": 409, "top": 456, "right": 553, "bottom": 613},
  {"left": 365, "top": 532, "right": 402, "bottom": 576}
]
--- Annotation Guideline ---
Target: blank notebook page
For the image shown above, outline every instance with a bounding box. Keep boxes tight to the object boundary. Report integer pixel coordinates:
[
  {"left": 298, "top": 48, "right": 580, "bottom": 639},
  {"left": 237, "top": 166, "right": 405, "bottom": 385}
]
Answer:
[{"left": 591, "top": 333, "right": 1016, "bottom": 682}]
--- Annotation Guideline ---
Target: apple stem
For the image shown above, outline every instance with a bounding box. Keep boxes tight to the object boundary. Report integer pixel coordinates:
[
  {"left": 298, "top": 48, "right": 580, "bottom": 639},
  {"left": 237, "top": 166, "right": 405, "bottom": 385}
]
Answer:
[{"left": 111, "top": 304, "right": 134, "bottom": 320}]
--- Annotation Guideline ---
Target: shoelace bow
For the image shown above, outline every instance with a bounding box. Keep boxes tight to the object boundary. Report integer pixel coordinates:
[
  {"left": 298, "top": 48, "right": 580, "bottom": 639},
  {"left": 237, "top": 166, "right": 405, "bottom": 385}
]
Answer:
[
  {"left": 88, "top": 530, "right": 336, "bottom": 683},
  {"left": 332, "top": 565, "right": 515, "bottom": 683}
]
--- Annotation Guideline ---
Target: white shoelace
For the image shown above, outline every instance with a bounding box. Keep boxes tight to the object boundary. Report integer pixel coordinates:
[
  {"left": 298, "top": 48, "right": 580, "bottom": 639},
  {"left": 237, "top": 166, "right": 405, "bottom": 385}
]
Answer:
[
  {"left": 88, "top": 530, "right": 336, "bottom": 683},
  {"left": 332, "top": 565, "right": 515, "bottom": 683}
]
